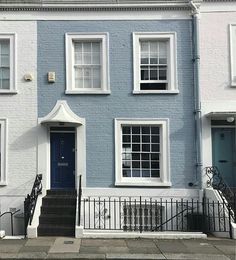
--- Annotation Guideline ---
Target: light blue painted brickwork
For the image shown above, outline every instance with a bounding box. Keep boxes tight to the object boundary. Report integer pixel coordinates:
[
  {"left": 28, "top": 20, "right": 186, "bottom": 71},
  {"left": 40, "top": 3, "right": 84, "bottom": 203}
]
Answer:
[{"left": 38, "top": 20, "right": 195, "bottom": 188}]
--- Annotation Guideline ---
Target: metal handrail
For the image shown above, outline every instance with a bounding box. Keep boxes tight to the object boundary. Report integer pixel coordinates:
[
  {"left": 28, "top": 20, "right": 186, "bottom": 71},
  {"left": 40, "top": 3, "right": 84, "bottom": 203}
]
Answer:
[
  {"left": 0, "top": 209, "right": 20, "bottom": 236},
  {"left": 24, "top": 174, "right": 42, "bottom": 237}
]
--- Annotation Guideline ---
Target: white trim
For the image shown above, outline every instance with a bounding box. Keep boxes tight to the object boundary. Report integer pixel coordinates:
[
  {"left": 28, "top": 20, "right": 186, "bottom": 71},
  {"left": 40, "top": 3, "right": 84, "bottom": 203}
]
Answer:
[
  {"left": 65, "top": 32, "right": 110, "bottom": 94},
  {"left": 37, "top": 101, "right": 86, "bottom": 190},
  {"left": 133, "top": 32, "right": 177, "bottom": 94},
  {"left": 229, "top": 24, "right": 236, "bottom": 87},
  {"left": 114, "top": 118, "right": 171, "bottom": 187},
  {"left": 0, "top": 33, "right": 16, "bottom": 93},
  {"left": 0, "top": 118, "right": 7, "bottom": 185},
  {"left": 0, "top": 11, "right": 190, "bottom": 21},
  {"left": 39, "top": 100, "right": 85, "bottom": 125}
]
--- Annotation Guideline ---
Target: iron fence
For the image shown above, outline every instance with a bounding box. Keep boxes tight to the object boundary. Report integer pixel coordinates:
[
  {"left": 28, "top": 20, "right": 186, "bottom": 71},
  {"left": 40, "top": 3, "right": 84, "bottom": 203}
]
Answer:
[{"left": 79, "top": 196, "right": 233, "bottom": 236}]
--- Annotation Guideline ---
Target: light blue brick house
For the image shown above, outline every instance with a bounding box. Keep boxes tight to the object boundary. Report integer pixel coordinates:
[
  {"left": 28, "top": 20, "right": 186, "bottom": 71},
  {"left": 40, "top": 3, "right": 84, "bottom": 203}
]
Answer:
[{"left": 0, "top": 0, "right": 208, "bottom": 237}]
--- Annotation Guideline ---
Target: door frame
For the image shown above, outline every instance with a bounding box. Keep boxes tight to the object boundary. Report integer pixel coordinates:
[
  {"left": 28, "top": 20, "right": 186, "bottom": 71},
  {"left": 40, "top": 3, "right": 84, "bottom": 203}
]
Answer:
[
  {"left": 50, "top": 128, "right": 76, "bottom": 189},
  {"left": 37, "top": 122, "right": 86, "bottom": 191}
]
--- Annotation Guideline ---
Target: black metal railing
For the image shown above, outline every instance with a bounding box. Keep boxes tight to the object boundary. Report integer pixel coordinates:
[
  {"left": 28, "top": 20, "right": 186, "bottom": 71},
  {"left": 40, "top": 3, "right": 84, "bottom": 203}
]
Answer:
[
  {"left": 0, "top": 209, "right": 20, "bottom": 236},
  {"left": 24, "top": 174, "right": 42, "bottom": 237},
  {"left": 80, "top": 196, "right": 232, "bottom": 235},
  {"left": 205, "top": 166, "right": 236, "bottom": 224}
]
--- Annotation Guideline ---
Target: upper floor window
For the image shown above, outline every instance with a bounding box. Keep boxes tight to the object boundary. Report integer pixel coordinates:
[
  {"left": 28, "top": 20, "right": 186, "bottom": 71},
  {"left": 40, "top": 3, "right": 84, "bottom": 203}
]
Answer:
[
  {"left": 230, "top": 25, "right": 236, "bottom": 87},
  {"left": 133, "top": 32, "right": 178, "bottom": 94},
  {"left": 0, "top": 119, "right": 7, "bottom": 185},
  {"left": 0, "top": 34, "right": 16, "bottom": 93},
  {"left": 115, "top": 118, "right": 171, "bottom": 186},
  {"left": 66, "top": 33, "right": 110, "bottom": 94}
]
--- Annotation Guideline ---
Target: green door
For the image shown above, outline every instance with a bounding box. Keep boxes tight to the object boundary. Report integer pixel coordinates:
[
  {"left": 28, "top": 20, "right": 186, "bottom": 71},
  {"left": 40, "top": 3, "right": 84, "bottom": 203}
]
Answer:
[{"left": 212, "top": 128, "right": 236, "bottom": 188}]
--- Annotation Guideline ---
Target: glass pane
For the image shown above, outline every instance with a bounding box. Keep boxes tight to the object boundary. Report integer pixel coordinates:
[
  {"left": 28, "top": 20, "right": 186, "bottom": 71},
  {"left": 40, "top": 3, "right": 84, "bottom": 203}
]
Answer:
[
  {"left": 84, "top": 68, "right": 91, "bottom": 78},
  {"left": 92, "top": 68, "right": 100, "bottom": 88},
  {"left": 92, "top": 52, "right": 100, "bottom": 65},
  {"left": 132, "top": 135, "right": 140, "bottom": 143},
  {"left": 1, "top": 55, "right": 9, "bottom": 67},
  {"left": 83, "top": 42, "right": 91, "bottom": 52},
  {"left": 2, "top": 68, "right": 9, "bottom": 79},
  {"left": 151, "top": 161, "right": 159, "bottom": 169},
  {"left": 84, "top": 78, "right": 92, "bottom": 88},
  {"left": 151, "top": 153, "right": 159, "bottom": 160},
  {"left": 75, "top": 79, "right": 83, "bottom": 88},
  {"left": 123, "top": 170, "right": 131, "bottom": 177},
  {"left": 75, "top": 68, "right": 83, "bottom": 79},
  {"left": 141, "top": 153, "right": 149, "bottom": 160},
  {"left": 151, "top": 135, "right": 159, "bottom": 143},
  {"left": 123, "top": 160, "right": 131, "bottom": 168},
  {"left": 140, "top": 42, "right": 149, "bottom": 52},
  {"left": 150, "top": 41, "right": 158, "bottom": 53},
  {"left": 132, "top": 153, "right": 140, "bottom": 160},
  {"left": 123, "top": 126, "right": 131, "bottom": 134},
  {"left": 74, "top": 42, "right": 82, "bottom": 52},
  {"left": 1, "top": 79, "right": 9, "bottom": 89},
  {"left": 142, "top": 161, "right": 150, "bottom": 169},
  {"left": 151, "top": 127, "right": 159, "bottom": 134},
  {"left": 142, "top": 170, "right": 150, "bottom": 178},
  {"left": 141, "top": 54, "right": 149, "bottom": 65},
  {"left": 141, "top": 68, "right": 149, "bottom": 80},
  {"left": 84, "top": 52, "right": 91, "bottom": 64},
  {"left": 151, "top": 170, "right": 160, "bottom": 178},
  {"left": 150, "top": 69, "right": 158, "bottom": 80},
  {"left": 159, "top": 41, "right": 167, "bottom": 58},
  {"left": 159, "top": 68, "right": 167, "bottom": 80},
  {"left": 142, "top": 144, "right": 150, "bottom": 152},
  {"left": 132, "top": 127, "right": 140, "bottom": 134},
  {"left": 92, "top": 42, "right": 100, "bottom": 52},
  {"left": 132, "top": 170, "right": 140, "bottom": 177},
  {"left": 159, "top": 58, "right": 167, "bottom": 65},
  {"left": 74, "top": 52, "right": 82, "bottom": 64},
  {"left": 142, "top": 127, "right": 150, "bottom": 134},
  {"left": 151, "top": 144, "right": 159, "bottom": 152},
  {"left": 150, "top": 55, "right": 158, "bottom": 65},
  {"left": 123, "top": 135, "right": 131, "bottom": 143},
  {"left": 132, "top": 161, "right": 140, "bottom": 168},
  {"left": 142, "top": 135, "right": 150, "bottom": 143},
  {"left": 1, "top": 41, "right": 10, "bottom": 55},
  {"left": 132, "top": 144, "right": 140, "bottom": 152}
]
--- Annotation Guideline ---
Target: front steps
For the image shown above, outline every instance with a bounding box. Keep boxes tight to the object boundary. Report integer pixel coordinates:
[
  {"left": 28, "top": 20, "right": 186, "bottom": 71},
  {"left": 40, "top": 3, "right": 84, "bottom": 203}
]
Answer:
[{"left": 38, "top": 189, "right": 77, "bottom": 236}]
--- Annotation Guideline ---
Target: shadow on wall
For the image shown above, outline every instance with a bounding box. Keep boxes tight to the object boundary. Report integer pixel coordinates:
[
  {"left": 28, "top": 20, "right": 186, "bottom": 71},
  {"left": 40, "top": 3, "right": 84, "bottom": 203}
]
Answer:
[{"left": 10, "top": 126, "right": 38, "bottom": 151}]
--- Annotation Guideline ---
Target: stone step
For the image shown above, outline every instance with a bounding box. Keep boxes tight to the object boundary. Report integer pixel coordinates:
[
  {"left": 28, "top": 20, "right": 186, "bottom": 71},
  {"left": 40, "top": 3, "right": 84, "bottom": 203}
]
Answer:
[
  {"left": 39, "top": 214, "right": 75, "bottom": 226},
  {"left": 41, "top": 205, "right": 76, "bottom": 215},
  {"left": 42, "top": 196, "right": 76, "bottom": 206},
  {"left": 47, "top": 189, "right": 77, "bottom": 196},
  {"left": 38, "top": 224, "right": 75, "bottom": 237}
]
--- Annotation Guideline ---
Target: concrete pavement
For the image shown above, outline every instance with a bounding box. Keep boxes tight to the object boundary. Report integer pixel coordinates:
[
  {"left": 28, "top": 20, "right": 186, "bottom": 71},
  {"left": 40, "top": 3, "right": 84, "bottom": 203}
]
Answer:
[{"left": 0, "top": 236, "right": 235, "bottom": 259}]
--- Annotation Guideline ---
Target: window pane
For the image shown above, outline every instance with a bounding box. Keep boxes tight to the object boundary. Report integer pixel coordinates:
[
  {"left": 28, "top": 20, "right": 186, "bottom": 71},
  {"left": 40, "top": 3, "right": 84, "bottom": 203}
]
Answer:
[
  {"left": 83, "top": 42, "right": 91, "bottom": 52},
  {"left": 1, "top": 41, "right": 10, "bottom": 55},
  {"left": 75, "top": 79, "right": 83, "bottom": 89},
  {"left": 92, "top": 68, "right": 101, "bottom": 88},
  {"left": 121, "top": 125, "right": 161, "bottom": 179},
  {"left": 159, "top": 68, "right": 167, "bottom": 80},
  {"left": 150, "top": 68, "right": 158, "bottom": 80},
  {"left": 92, "top": 42, "right": 100, "bottom": 52},
  {"left": 1, "top": 55, "right": 9, "bottom": 67},
  {"left": 84, "top": 52, "right": 91, "bottom": 64},
  {"left": 141, "top": 68, "right": 149, "bottom": 80},
  {"left": 140, "top": 42, "right": 149, "bottom": 52},
  {"left": 84, "top": 78, "right": 91, "bottom": 88}
]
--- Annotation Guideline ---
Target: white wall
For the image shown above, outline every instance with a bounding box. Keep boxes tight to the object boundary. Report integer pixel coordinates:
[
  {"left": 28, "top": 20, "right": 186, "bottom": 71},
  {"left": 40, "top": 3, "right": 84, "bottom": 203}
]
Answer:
[
  {"left": 199, "top": 6, "right": 236, "bottom": 186},
  {"left": 0, "top": 21, "right": 37, "bottom": 234}
]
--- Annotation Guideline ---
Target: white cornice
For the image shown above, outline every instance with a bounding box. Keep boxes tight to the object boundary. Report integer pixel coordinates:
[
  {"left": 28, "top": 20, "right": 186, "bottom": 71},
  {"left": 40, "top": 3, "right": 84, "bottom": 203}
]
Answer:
[{"left": 0, "top": 0, "right": 192, "bottom": 11}]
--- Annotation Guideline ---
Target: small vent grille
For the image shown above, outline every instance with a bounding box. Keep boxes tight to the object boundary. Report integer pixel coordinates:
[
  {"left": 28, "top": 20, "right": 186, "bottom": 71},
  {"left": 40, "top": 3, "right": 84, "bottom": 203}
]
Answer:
[{"left": 123, "top": 204, "right": 163, "bottom": 231}]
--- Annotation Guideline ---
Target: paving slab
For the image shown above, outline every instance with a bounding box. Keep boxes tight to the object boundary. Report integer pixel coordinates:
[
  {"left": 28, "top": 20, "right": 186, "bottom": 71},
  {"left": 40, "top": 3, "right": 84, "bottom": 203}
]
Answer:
[
  {"left": 106, "top": 253, "right": 165, "bottom": 259},
  {"left": 227, "top": 255, "right": 236, "bottom": 260},
  {"left": 97, "top": 246, "right": 130, "bottom": 254},
  {"left": 0, "top": 253, "right": 17, "bottom": 259},
  {"left": 155, "top": 240, "right": 189, "bottom": 254},
  {"left": 25, "top": 237, "right": 56, "bottom": 247},
  {"left": 129, "top": 246, "right": 161, "bottom": 254},
  {"left": 0, "top": 239, "right": 26, "bottom": 245},
  {"left": 19, "top": 246, "right": 50, "bottom": 253},
  {"left": 81, "top": 239, "right": 126, "bottom": 247},
  {"left": 214, "top": 245, "right": 236, "bottom": 255},
  {"left": 49, "top": 237, "right": 81, "bottom": 254},
  {"left": 164, "top": 253, "right": 231, "bottom": 260},
  {"left": 181, "top": 240, "right": 222, "bottom": 254},
  {"left": 17, "top": 251, "right": 47, "bottom": 259},
  {"left": 47, "top": 253, "right": 105, "bottom": 259},
  {"left": 0, "top": 244, "right": 22, "bottom": 253},
  {"left": 125, "top": 238, "right": 158, "bottom": 248}
]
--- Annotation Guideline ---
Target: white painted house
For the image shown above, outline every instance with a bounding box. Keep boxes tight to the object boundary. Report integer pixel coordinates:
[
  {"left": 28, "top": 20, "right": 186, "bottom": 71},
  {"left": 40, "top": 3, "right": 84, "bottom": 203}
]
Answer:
[
  {"left": 200, "top": 0, "right": 236, "bottom": 190},
  {"left": 0, "top": 21, "right": 37, "bottom": 235}
]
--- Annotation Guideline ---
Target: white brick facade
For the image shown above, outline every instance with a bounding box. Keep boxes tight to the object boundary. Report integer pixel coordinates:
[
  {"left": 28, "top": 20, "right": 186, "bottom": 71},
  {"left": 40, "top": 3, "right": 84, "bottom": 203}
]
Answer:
[
  {"left": 0, "top": 21, "right": 37, "bottom": 235},
  {"left": 200, "top": 3, "right": 236, "bottom": 184}
]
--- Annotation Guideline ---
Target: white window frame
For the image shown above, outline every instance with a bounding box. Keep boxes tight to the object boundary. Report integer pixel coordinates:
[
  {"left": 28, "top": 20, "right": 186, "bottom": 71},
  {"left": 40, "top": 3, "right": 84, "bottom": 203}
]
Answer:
[
  {"left": 133, "top": 32, "right": 178, "bottom": 94},
  {"left": 115, "top": 118, "right": 171, "bottom": 186},
  {"left": 65, "top": 32, "right": 110, "bottom": 94},
  {"left": 0, "top": 33, "right": 16, "bottom": 94},
  {"left": 0, "top": 118, "right": 7, "bottom": 185},
  {"left": 229, "top": 24, "right": 236, "bottom": 87}
]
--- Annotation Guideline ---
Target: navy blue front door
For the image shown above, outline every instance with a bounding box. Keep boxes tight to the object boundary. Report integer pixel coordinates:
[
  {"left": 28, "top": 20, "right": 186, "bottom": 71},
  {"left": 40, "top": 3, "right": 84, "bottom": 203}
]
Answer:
[{"left": 50, "top": 132, "right": 75, "bottom": 189}]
